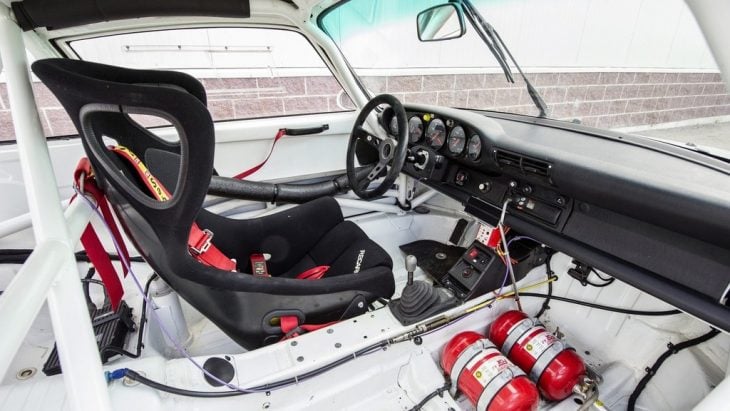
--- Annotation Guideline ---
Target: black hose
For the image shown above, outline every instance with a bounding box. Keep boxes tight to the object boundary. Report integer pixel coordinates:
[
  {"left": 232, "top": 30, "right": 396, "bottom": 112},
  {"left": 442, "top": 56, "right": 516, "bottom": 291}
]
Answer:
[
  {"left": 124, "top": 369, "right": 244, "bottom": 398},
  {"left": 408, "top": 380, "right": 451, "bottom": 411},
  {"left": 535, "top": 252, "right": 554, "bottom": 318},
  {"left": 120, "top": 341, "right": 388, "bottom": 397},
  {"left": 627, "top": 328, "right": 720, "bottom": 411},
  {"left": 519, "top": 293, "right": 682, "bottom": 316}
]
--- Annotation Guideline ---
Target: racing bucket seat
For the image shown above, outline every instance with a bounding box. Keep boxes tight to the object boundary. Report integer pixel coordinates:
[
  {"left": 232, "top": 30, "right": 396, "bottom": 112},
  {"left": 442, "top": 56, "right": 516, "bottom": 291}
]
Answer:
[{"left": 32, "top": 58, "right": 395, "bottom": 348}]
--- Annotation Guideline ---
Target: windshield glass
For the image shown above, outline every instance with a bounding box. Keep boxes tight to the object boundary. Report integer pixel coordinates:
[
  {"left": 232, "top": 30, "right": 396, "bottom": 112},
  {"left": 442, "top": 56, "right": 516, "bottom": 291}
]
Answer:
[{"left": 319, "top": 0, "right": 730, "bottom": 153}]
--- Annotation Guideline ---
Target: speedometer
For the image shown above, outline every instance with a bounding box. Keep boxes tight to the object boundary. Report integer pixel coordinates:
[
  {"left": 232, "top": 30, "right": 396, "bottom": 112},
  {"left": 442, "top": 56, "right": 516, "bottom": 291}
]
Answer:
[
  {"left": 467, "top": 134, "right": 482, "bottom": 161},
  {"left": 408, "top": 116, "right": 423, "bottom": 143},
  {"left": 426, "top": 118, "right": 446, "bottom": 149},
  {"left": 447, "top": 126, "right": 466, "bottom": 154}
]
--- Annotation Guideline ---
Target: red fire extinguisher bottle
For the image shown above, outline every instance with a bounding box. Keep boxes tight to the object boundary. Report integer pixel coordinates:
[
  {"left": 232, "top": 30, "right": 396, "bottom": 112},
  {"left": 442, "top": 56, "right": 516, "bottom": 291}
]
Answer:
[
  {"left": 441, "top": 331, "right": 540, "bottom": 411},
  {"left": 489, "top": 310, "right": 586, "bottom": 401}
]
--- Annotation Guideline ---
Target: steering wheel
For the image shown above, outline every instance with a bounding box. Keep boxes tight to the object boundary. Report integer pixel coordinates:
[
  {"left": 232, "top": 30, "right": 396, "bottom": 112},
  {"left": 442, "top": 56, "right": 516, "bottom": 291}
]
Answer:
[{"left": 346, "top": 94, "right": 409, "bottom": 199}]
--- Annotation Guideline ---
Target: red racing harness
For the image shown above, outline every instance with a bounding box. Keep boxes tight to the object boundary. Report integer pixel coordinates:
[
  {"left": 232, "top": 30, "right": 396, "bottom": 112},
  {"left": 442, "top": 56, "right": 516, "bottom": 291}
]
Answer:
[{"left": 74, "top": 145, "right": 334, "bottom": 335}]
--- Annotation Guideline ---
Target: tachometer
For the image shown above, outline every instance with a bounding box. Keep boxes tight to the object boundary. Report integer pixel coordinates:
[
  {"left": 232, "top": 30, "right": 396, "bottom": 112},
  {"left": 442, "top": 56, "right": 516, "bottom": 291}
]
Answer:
[
  {"left": 467, "top": 134, "right": 482, "bottom": 161},
  {"left": 389, "top": 115, "right": 399, "bottom": 136},
  {"left": 408, "top": 116, "right": 423, "bottom": 143},
  {"left": 448, "top": 126, "right": 466, "bottom": 154},
  {"left": 426, "top": 118, "right": 446, "bottom": 149}
]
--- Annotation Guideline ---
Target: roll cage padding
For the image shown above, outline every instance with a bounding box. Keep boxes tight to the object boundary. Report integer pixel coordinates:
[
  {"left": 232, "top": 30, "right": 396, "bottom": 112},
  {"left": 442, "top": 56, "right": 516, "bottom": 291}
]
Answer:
[
  {"left": 207, "top": 167, "right": 373, "bottom": 204},
  {"left": 11, "top": 0, "right": 251, "bottom": 31}
]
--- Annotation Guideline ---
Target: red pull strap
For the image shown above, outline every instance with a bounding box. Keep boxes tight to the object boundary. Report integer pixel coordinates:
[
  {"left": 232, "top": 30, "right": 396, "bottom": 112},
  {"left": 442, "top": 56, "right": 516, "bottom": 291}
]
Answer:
[
  {"left": 280, "top": 315, "right": 337, "bottom": 339},
  {"left": 233, "top": 129, "right": 286, "bottom": 180},
  {"left": 295, "top": 265, "right": 329, "bottom": 280}
]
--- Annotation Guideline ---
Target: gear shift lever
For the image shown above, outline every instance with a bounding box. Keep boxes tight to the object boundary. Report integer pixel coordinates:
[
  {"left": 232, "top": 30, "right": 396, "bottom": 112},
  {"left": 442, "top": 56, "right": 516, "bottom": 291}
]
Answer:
[
  {"left": 390, "top": 254, "right": 455, "bottom": 325},
  {"left": 406, "top": 255, "right": 417, "bottom": 286}
]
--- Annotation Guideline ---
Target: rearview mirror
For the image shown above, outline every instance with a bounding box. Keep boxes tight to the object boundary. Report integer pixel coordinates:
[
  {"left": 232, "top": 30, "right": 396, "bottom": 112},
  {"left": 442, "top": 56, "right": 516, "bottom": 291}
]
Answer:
[{"left": 417, "top": 3, "right": 466, "bottom": 42}]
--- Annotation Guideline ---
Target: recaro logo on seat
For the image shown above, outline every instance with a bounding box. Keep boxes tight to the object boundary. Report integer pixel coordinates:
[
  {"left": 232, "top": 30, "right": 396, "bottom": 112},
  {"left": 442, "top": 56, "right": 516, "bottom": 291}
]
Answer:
[{"left": 354, "top": 250, "right": 366, "bottom": 273}]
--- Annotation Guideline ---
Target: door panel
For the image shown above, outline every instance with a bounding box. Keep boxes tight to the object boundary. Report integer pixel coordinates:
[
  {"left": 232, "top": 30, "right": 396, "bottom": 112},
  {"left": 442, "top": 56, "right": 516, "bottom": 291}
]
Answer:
[
  {"left": 209, "top": 111, "right": 356, "bottom": 181},
  {"left": 0, "top": 110, "right": 357, "bottom": 223}
]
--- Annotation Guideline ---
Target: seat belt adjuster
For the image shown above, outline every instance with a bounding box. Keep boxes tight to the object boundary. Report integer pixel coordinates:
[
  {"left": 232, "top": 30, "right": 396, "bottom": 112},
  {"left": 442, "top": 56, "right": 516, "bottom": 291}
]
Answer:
[{"left": 190, "top": 229, "right": 214, "bottom": 255}]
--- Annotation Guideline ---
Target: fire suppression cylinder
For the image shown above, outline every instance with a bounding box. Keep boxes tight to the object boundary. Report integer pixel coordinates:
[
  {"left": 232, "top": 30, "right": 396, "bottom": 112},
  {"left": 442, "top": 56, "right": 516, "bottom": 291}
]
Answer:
[
  {"left": 441, "top": 331, "right": 539, "bottom": 411},
  {"left": 489, "top": 310, "right": 586, "bottom": 401}
]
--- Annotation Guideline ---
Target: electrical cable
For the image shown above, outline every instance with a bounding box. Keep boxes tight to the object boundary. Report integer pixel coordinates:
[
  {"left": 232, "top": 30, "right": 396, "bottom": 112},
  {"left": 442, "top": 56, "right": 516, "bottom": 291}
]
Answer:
[
  {"left": 494, "top": 235, "right": 540, "bottom": 297},
  {"left": 535, "top": 252, "right": 555, "bottom": 318},
  {"left": 82, "top": 267, "right": 102, "bottom": 310},
  {"left": 592, "top": 269, "right": 613, "bottom": 282},
  {"left": 518, "top": 292, "right": 682, "bottom": 316},
  {"left": 627, "top": 328, "right": 720, "bottom": 411},
  {"left": 496, "top": 198, "right": 522, "bottom": 310},
  {"left": 407, "top": 380, "right": 451, "bottom": 411},
  {"left": 583, "top": 278, "right": 614, "bottom": 288},
  {"left": 583, "top": 268, "right": 615, "bottom": 288}
]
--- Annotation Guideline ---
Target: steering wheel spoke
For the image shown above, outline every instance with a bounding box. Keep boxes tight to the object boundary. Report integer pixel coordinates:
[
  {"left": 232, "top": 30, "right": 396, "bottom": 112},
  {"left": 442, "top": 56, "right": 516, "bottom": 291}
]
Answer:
[
  {"left": 367, "top": 160, "right": 388, "bottom": 181},
  {"left": 355, "top": 126, "right": 382, "bottom": 149}
]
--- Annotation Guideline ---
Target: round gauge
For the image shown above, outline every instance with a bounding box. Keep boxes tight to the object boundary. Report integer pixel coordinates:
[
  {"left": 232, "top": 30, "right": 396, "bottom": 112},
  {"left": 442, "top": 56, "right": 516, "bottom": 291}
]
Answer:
[
  {"left": 389, "top": 115, "right": 399, "bottom": 136},
  {"left": 426, "top": 118, "right": 446, "bottom": 149},
  {"left": 408, "top": 116, "right": 424, "bottom": 143},
  {"left": 447, "top": 126, "right": 466, "bottom": 155},
  {"left": 467, "top": 134, "right": 482, "bottom": 161}
]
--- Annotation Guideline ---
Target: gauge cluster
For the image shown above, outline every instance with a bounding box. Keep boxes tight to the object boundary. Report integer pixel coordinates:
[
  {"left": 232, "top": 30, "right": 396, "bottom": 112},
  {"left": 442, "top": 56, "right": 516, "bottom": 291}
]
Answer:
[{"left": 381, "top": 108, "right": 485, "bottom": 165}]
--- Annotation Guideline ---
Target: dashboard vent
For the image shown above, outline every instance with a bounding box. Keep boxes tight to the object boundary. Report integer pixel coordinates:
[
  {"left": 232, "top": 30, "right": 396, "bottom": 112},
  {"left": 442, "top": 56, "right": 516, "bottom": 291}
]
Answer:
[{"left": 494, "top": 149, "right": 552, "bottom": 178}]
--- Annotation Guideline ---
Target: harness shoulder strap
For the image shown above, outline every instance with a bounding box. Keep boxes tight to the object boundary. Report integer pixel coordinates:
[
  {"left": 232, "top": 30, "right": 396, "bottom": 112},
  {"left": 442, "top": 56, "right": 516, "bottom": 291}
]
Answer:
[
  {"left": 74, "top": 158, "right": 129, "bottom": 310},
  {"left": 109, "top": 146, "right": 236, "bottom": 271}
]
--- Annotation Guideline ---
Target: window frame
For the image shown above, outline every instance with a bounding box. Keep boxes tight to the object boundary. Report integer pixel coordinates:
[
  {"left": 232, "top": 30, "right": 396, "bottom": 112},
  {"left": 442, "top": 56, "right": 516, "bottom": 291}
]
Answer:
[{"left": 10, "top": 24, "right": 357, "bottom": 142}]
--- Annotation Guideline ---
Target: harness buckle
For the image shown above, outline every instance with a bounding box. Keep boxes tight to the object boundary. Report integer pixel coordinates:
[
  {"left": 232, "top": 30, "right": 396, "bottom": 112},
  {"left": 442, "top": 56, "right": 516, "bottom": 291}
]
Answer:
[{"left": 190, "top": 229, "right": 214, "bottom": 255}]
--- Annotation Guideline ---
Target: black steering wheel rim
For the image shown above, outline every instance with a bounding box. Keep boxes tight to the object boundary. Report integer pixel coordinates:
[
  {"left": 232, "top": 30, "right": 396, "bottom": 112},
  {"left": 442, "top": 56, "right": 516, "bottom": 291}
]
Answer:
[{"left": 346, "top": 94, "right": 409, "bottom": 199}]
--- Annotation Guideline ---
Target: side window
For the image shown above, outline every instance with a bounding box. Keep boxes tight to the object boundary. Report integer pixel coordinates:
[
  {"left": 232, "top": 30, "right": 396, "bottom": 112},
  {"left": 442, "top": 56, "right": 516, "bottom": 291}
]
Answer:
[
  {"left": 20, "top": 27, "right": 353, "bottom": 139},
  {"left": 1, "top": 69, "right": 12, "bottom": 142}
]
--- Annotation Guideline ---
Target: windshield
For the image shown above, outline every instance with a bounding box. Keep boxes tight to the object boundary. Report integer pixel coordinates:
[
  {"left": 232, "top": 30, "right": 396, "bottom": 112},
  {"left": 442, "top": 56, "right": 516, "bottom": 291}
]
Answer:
[
  {"left": 319, "top": 0, "right": 730, "bottom": 153},
  {"left": 320, "top": 0, "right": 539, "bottom": 114}
]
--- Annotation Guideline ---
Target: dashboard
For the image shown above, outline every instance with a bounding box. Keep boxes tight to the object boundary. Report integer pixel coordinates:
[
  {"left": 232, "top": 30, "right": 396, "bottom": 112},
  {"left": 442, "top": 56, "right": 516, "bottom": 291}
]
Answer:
[
  {"left": 381, "top": 106, "right": 571, "bottom": 231},
  {"left": 380, "top": 103, "right": 730, "bottom": 332}
]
